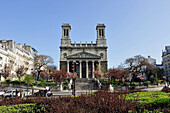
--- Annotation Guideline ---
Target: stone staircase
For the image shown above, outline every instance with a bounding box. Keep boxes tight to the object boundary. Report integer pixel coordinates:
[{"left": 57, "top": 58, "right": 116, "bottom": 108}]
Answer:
[{"left": 75, "top": 78, "right": 98, "bottom": 90}]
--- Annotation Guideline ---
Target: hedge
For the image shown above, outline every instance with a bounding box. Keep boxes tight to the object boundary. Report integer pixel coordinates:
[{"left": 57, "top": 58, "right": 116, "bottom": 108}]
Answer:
[
  {"left": 126, "top": 91, "right": 170, "bottom": 112},
  {"left": 0, "top": 104, "right": 45, "bottom": 113}
]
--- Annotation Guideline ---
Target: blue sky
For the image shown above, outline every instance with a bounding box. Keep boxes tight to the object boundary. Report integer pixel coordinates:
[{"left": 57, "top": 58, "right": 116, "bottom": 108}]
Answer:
[{"left": 0, "top": 0, "right": 170, "bottom": 68}]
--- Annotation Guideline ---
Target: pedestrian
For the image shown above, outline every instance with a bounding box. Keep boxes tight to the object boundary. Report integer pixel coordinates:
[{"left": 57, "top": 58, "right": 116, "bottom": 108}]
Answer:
[
  {"left": 21, "top": 91, "right": 25, "bottom": 99},
  {"left": 45, "top": 89, "right": 47, "bottom": 97},
  {"left": 68, "top": 83, "right": 71, "bottom": 94},
  {"left": 16, "top": 89, "right": 18, "bottom": 98}
]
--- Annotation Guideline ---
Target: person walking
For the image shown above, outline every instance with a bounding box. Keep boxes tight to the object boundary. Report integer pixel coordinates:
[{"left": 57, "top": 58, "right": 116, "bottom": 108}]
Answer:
[{"left": 21, "top": 91, "right": 25, "bottom": 99}]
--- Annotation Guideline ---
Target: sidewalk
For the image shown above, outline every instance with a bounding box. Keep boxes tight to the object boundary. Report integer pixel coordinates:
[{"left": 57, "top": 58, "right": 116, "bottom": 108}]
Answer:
[
  {"left": 52, "top": 90, "right": 98, "bottom": 96},
  {"left": 139, "top": 85, "right": 167, "bottom": 91}
]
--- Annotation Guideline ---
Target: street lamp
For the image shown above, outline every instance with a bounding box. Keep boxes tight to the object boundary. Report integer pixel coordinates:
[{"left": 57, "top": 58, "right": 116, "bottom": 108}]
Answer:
[
  {"left": 71, "top": 61, "right": 78, "bottom": 96},
  {"left": 72, "top": 72, "right": 77, "bottom": 96}
]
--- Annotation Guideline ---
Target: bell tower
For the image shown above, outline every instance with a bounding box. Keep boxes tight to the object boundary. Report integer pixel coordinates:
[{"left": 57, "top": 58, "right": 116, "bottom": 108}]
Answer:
[
  {"left": 96, "top": 24, "right": 106, "bottom": 46},
  {"left": 61, "top": 24, "right": 71, "bottom": 46}
]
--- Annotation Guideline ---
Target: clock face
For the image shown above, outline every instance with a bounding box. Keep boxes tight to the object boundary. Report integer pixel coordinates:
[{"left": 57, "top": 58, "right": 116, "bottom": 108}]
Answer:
[
  {"left": 100, "top": 40, "right": 104, "bottom": 44},
  {"left": 65, "top": 40, "right": 67, "bottom": 44}
]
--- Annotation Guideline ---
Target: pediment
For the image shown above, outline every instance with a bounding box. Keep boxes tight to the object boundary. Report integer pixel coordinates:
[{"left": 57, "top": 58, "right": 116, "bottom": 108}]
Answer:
[{"left": 67, "top": 51, "right": 101, "bottom": 59}]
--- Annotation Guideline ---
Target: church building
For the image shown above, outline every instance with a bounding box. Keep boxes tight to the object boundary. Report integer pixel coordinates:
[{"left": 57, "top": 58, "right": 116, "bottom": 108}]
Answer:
[{"left": 60, "top": 24, "right": 108, "bottom": 78}]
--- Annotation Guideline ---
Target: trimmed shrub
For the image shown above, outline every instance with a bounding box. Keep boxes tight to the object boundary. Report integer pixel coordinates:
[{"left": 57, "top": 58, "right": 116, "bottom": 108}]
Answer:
[
  {"left": 0, "top": 90, "right": 137, "bottom": 113},
  {"left": 0, "top": 104, "right": 45, "bottom": 113},
  {"left": 126, "top": 91, "right": 170, "bottom": 112}
]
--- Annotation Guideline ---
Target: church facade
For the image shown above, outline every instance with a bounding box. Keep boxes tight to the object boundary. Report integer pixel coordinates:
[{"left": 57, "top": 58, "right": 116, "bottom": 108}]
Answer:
[{"left": 60, "top": 24, "right": 108, "bottom": 78}]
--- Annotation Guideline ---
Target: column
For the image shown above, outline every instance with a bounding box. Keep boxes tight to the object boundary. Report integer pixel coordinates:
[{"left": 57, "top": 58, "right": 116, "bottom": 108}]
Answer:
[
  {"left": 86, "top": 61, "right": 88, "bottom": 78},
  {"left": 79, "top": 61, "right": 82, "bottom": 78},
  {"left": 98, "top": 61, "right": 101, "bottom": 72},
  {"left": 92, "top": 61, "right": 95, "bottom": 78},
  {"left": 67, "top": 61, "right": 69, "bottom": 72}
]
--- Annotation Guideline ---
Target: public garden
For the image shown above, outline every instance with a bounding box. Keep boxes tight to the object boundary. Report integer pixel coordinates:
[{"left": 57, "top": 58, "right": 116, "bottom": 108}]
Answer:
[{"left": 0, "top": 66, "right": 169, "bottom": 113}]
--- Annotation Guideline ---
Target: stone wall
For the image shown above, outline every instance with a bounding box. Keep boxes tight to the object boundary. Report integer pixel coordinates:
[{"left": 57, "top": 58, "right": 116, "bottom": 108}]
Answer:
[
  {"left": 60, "top": 61, "right": 67, "bottom": 72},
  {"left": 101, "top": 61, "right": 107, "bottom": 74}
]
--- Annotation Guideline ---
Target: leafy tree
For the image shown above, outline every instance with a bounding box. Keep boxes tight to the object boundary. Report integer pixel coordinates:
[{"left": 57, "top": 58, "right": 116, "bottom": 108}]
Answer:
[
  {"left": 34, "top": 55, "right": 54, "bottom": 80},
  {"left": 40, "top": 71, "right": 50, "bottom": 81},
  {"left": 93, "top": 71, "right": 103, "bottom": 79},
  {"left": 106, "top": 68, "right": 127, "bottom": 84},
  {"left": 52, "top": 70, "right": 67, "bottom": 85},
  {"left": 24, "top": 75, "right": 34, "bottom": 85}
]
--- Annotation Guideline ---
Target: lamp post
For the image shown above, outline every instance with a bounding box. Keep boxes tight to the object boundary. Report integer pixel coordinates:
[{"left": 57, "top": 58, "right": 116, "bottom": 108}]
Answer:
[
  {"left": 72, "top": 72, "right": 77, "bottom": 96},
  {"left": 71, "top": 61, "right": 78, "bottom": 96}
]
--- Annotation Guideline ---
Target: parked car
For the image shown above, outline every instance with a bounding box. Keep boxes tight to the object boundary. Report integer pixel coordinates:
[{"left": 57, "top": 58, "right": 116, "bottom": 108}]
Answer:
[
  {"left": 3, "top": 90, "right": 19, "bottom": 98},
  {"left": 0, "top": 90, "right": 5, "bottom": 97},
  {"left": 34, "top": 90, "right": 53, "bottom": 97},
  {"left": 22, "top": 89, "right": 31, "bottom": 96},
  {"left": 17, "top": 89, "right": 31, "bottom": 97},
  {"left": 47, "top": 90, "right": 53, "bottom": 97}
]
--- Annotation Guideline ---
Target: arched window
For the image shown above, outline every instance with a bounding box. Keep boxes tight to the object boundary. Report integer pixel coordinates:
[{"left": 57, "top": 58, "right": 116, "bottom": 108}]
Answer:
[{"left": 64, "top": 29, "right": 69, "bottom": 36}]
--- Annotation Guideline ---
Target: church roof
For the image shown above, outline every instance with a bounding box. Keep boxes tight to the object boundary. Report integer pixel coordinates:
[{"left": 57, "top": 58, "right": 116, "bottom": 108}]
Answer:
[{"left": 67, "top": 51, "right": 101, "bottom": 59}]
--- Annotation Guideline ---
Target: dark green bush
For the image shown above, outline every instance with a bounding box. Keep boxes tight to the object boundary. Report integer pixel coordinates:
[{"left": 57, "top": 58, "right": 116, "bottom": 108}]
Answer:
[
  {"left": 5, "top": 80, "right": 10, "bottom": 83},
  {"left": 131, "top": 82, "right": 138, "bottom": 86},
  {"left": 101, "top": 80, "right": 107, "bottom": 85}
]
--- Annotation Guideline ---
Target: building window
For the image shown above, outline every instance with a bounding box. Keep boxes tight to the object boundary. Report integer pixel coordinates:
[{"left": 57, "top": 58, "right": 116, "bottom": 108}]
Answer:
[
  {"left": 99, "top": 29, "right": 104, "bottom": 37},
  {"left": 166, "top": 71, "right": 168, "bottom": 75},
  {"left": 99, "top": 29, "right": 101, "bottom": 36},
  {"left": 102, "top": 29, "right": 104, "bottom": 36},
  {"left": 64, "top": 29, "right": 69, "bottom": 36}
]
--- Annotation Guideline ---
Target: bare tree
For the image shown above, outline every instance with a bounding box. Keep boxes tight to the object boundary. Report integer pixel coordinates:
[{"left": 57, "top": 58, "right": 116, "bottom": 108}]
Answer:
[
  {"left": 1, "top": 64, "right": 11, "bottom": 80},
  {"left": 124, "top": 55, "right": 154, "bottom": 82},
  {"left": 16, "top": 66, "right": 25, "bottom": 82},
  {"left": 34, "top": 55, "right": 54, "bottom": 80}
]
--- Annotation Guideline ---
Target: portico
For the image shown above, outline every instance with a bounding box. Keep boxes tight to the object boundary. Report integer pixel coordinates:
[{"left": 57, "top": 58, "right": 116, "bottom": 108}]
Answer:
[
  {"left": 67, "top": 60, "right": 100, "bottom": 78},
  {"left": 66, "top": 51, "right": 101, "bottom": 78}
]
